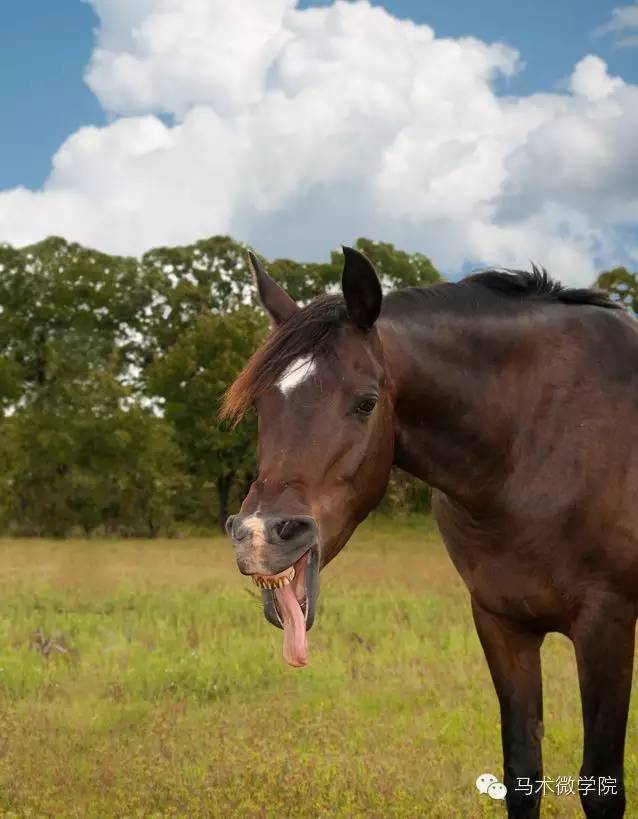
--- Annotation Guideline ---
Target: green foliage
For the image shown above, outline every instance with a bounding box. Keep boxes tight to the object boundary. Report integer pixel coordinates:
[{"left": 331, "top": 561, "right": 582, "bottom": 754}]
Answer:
[
  {"left": 0, "top": 372, "right": 184, "bottom": 537},
  {"left": 379, "top": 468, "right": 432, "bottom": 517},
  {"left": 0, "top": 237, "right": 152, "bottom": 392},
  {"left": 142, "top": 235, "right": 255, "bottom": 351},
  {"left": 348, "top": 238, "right": 441, "bottom": 288},
  {"left": 0, "top": 237, "right": 182, "bottom": 536},
  {"left": 140, "top": 236, "right": 271, "bottom": 527},
  {"left": 267, "top": 237, "right": 441, "bottom": 304},
  {"left": 148, "top": 307, "right": 266, "bottom": 527},
  {"left": 596, "top": 266, "right": 637, "bottom": 313},
  {"left": 267, "top": 255, "right": 338, "bottom": 303}
]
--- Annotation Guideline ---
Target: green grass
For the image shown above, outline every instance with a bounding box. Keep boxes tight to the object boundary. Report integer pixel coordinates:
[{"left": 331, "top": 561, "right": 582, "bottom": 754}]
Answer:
[{"left": 0, "top": 517, "right": 634, "bottom": 817}]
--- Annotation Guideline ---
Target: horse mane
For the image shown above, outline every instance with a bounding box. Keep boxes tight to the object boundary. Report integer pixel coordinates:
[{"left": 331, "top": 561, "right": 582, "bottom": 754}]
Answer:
[
  {"left": 221, "top": 265, "right": 619, "bottom": 424},
  {"left": 465, "top": 265, "right": 619, "bottom": 310},
  {"left": 388, "top": 265, "right": 619, "bottom": 314}
]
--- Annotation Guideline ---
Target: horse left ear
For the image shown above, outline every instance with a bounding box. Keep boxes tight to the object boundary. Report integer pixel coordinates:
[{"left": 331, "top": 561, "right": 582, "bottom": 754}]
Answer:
[
  {"left": 248, "top": 251, "right": 300, "bottom": 327},
  {"left": 341, "top": 246, "right": 382, "bottom": 329}
]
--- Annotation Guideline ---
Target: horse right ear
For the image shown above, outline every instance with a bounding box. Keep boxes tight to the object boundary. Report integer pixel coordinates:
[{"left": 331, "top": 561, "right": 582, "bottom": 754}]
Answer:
[
  {"left": 341, "top": 246, "right": 382, "bottom": 329},
  {"left": 248, "top": 252, "right": 300, "bottom": 327}
]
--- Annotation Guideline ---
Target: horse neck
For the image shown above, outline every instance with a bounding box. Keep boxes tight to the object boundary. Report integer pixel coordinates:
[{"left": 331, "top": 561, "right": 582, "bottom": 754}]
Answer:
[{"left": 379, "top": 305, "right": 532, "bottom": 507}]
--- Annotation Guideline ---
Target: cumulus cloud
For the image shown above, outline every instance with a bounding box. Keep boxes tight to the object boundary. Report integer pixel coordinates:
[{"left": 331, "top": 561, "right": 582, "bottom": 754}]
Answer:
[
  {"left": 85, "top": 0, "right": 296, "bottom": 117},
  {"left": 1, "top": 0, "right": 637, "bottom": 284}
]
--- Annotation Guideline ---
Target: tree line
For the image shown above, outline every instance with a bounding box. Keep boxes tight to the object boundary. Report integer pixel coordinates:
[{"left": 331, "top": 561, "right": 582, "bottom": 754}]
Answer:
[
  {"left": 0, "top": 236, "right": 633, "bottom": 536},
  {"left": 0, "top": 236, "right": 445, "bottom": 536}
]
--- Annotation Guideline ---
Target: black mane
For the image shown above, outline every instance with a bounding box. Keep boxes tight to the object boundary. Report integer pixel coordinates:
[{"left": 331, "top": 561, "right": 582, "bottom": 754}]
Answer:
[
  {"left": 384, "top": 265, "right": 619, "bottom": 317},
  {"left": 464, "top": 265, "right": 619, "bottom": 310}
]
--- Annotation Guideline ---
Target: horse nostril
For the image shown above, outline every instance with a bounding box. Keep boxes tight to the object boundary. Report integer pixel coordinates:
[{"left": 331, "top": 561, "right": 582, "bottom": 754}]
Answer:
[
  {"left": 275, "top": 519, "right": 307, "bottom": 541},
  {"left": 227, "top": 515, "right": 249, "bottom": 542},
  {"left": 225, "top": 515, "right": 236, "bottom": 536}
]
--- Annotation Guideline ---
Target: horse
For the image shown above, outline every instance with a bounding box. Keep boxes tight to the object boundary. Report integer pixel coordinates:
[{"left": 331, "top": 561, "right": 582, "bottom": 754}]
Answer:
[{"left": 222, "top": 247, "right": 638, "bottom": 818}]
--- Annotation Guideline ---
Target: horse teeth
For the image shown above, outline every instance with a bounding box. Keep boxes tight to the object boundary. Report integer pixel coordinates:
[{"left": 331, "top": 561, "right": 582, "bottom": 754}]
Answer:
[{"left": 251, "top": 567, "right": 295, "bottom": 590}]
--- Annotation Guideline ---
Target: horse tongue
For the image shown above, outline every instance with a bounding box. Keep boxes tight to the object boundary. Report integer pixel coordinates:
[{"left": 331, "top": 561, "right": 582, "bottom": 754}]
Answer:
[{"left": 274, "top": 583, "right": 307, "bottom": 667}]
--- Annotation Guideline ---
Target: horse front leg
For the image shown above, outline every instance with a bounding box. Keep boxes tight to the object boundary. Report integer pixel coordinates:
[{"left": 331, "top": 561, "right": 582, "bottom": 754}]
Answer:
[
  {"left": 472, "top": 600, "right": 545, "bottom": 818},
  {"left": 573, "top": 597, "right": 635, "bottom": 819}
]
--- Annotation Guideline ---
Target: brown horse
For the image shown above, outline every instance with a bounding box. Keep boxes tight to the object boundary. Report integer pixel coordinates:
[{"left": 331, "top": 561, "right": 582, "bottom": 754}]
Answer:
[{"left": 223, "top": 247, "right": 638, "bottom": 818}]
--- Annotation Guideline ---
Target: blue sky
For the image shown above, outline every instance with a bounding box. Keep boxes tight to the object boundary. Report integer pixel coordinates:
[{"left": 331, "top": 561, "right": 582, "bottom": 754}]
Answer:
[
  {"left": 0, "top": 1, "right": 636, "bottom": 281},
  {"left": 1, "top": 0, "right": 636, "bottom": 191}
]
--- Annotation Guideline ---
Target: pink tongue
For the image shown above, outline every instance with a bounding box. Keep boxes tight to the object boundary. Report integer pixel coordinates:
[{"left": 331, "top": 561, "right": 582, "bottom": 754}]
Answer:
[{"left": 274, "top": 584, "right": 307, "bottom": 667}]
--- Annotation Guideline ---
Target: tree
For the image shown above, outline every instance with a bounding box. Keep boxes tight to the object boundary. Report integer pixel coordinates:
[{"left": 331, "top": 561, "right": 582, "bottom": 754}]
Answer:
[
  {"left": 141, "top": 237, "right": 265, "bottom": 529},
  {"left": 142, "top": 235, "right": 255, "bottom": 352},
  {"left": 596, "top": 267, "right": 637, "bottom": 314},
  {"left": 0, "top": 237, "right": 154, "bottom": 396},
  {"left": 0, "top": 244, "right": 26, "bottom": 408},
  {"left": 148, "top": 307, "right": 265, "bottom": 530},
  {"left": 0, "top": 237, "right": 182, "bottom": 536},
  {"left": 345, "top": 238, "right": 440, "bottom": 288},
  {"left": 0, "top": 352, "right": 184, "bottom": 537}
]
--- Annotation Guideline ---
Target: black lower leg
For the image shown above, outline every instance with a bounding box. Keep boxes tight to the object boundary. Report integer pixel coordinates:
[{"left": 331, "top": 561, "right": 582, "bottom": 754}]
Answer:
[
  {"left": 472, "top": 600, "right": 545, "bottom": 819},
  {"left": 573, "top": 600, "right": 635, "bottom": 819}
]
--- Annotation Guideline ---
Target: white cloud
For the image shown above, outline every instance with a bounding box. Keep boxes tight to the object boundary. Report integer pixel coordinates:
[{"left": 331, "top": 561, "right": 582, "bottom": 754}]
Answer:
[
  {"left": 595, "top": 3, "right": 638, "bottom": 48},
  {"left": 1, "top": 0, "right": 637, "bottom": 285},
  {"left": 569, "top": 55, "right": 624, "bottom": 100},
  {"left": 84, "top": 0, "right": 296, "bottom": 117}
]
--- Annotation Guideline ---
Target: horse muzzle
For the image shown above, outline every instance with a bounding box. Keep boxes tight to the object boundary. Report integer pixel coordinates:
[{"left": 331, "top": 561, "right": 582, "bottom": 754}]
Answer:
[
  {"left": 225, "top": 513, "right": 320, "bottom": 666},
  {"left": 226, "top": 513, "right": 318, "bottom": 576}
]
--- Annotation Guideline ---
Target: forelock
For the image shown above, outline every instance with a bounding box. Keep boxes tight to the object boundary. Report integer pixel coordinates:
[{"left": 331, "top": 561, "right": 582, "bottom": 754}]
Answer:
[{"left": 221, "top": 294, "right": 349, "bottom": 424}]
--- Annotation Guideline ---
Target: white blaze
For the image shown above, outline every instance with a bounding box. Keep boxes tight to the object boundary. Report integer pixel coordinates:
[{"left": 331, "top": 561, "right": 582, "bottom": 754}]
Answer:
[{"left": 276, "top": 355, "right": 316, "bottom": 395}]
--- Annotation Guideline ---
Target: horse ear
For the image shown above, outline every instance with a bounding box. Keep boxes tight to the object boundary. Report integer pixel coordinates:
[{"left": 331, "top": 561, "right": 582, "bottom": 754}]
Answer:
[
  {"left": 341, "top": 246, "right": 382, "bottom": 329},
  {"left": 248, "top": 251, "right": 300, "bottom": 326}
]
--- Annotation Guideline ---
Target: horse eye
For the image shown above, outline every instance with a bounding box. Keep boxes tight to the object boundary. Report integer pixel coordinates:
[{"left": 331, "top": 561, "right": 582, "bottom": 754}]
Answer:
[{"left": 355, "top": 397, "right": 377, "bottom": 415}]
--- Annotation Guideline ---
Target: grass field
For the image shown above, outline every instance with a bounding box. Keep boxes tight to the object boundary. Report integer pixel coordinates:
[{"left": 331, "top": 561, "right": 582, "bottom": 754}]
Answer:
[{"left": 0, "top": 517, "right": 636, "bottom": 818}]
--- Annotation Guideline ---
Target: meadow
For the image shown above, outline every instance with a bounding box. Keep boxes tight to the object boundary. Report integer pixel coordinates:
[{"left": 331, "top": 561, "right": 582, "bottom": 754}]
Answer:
[{"left": 0, "top": 517, "right": 635, "bottom": 818}]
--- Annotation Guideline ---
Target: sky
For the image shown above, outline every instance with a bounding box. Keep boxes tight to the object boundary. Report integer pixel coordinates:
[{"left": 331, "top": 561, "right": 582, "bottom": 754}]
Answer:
[{"left": 1, "top": 0, "right": 637, "bottom": 283}]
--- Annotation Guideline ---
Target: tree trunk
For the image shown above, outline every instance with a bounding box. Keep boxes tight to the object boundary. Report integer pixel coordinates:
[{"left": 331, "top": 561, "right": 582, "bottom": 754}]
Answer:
[
  {"left": 242, "top": 471, "right": 254, "bottom": 500},
  {"left": 216, "top": 472, "right": 235, "bottom": 532}
]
